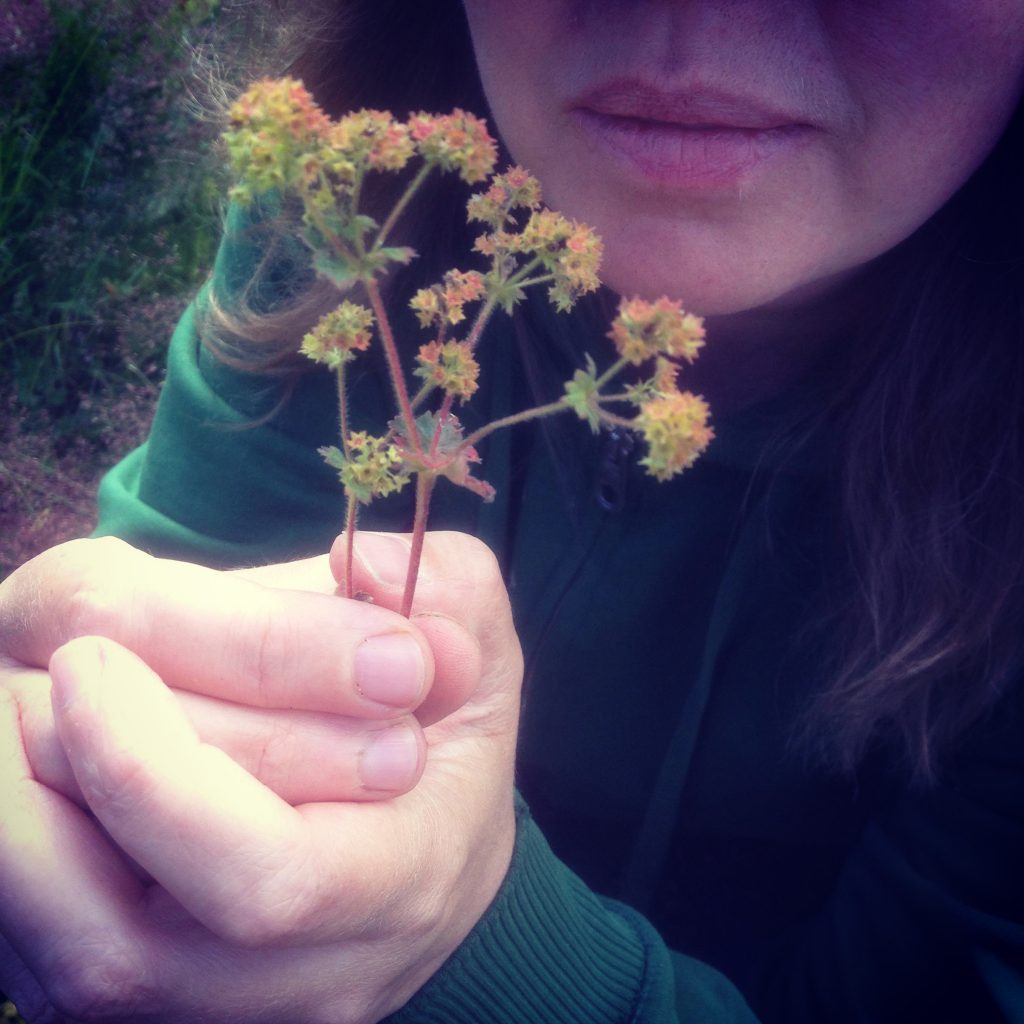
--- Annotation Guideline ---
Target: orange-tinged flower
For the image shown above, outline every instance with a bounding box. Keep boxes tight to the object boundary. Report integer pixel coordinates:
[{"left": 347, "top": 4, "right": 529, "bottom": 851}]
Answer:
[
  {"left": 229, "top": 77, "right": 332, "bottom": 142},
  {"left": 300, "top": 301, "right": 374, "bottom": 368},
  {"left": 328, "top": 109, "right": 413, "bottom": 174},
  {"left": 225, "top": 78, "right": 334, "bottom": 202},
  {"left": 467, "top": 165, "right": 542, "bottom": 229},
  {"left": 636, "top": 391, "right": 714, "bottom": 481},
  {"left": 608, "top": 297, "right": 705, "bottom": 365},
  {"left": 408, "top": 109, "right": 498, "bottom": 183},
  {"left": 414, "top": 341, "right": 480, "bottom": 400},
  {"left": 651, "top": 356, "right": 681, "bottom": 394},
  {"left": 410, "top": 269, "right": 486, "bottom": 328}
]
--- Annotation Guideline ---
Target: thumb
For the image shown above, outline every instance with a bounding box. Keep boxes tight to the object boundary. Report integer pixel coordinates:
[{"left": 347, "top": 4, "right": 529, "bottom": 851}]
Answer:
[{"left": 330, "top": 531, "right": 523, "bottom": 725}]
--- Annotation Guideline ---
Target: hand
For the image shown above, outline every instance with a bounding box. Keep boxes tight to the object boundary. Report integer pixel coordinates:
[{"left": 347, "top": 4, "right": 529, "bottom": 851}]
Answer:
[{"left": 0, "top": 532, "right": 522, "bottom": 1023}]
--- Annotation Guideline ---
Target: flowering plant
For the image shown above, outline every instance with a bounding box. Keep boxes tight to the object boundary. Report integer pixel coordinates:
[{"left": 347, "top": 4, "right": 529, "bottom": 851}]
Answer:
[{"left": 225, "top": 78, "right": 713, "bottom": 614}]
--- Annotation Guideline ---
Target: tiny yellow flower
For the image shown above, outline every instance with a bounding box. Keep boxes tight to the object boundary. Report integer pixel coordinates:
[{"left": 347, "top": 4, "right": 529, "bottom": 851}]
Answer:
[
  {"left": 408, "top": 110, "right": 498, "bottom": 183},
  {"left": 334, "top": 432, "right": 410, "bottom": 502},
  {"left": 608, "top": 297, "right": 705, "bottom": 365},
  {"left": 467, "top": 165, "right": 543, "bottom": 229},
  {"left": 414, "top": 341, "right": 481, "bottom": 400},
  {"left": 636, "top": 392, "right": 714, "bottom": 481},
  {"left": 409, "top": 270, "right": 486, "bottom": 328},
  {"left": 328, "top": 109, "right": 413, "bottom": 174},
  {"left": 300, "top": 301, "right": 375, "bottom": 369}
]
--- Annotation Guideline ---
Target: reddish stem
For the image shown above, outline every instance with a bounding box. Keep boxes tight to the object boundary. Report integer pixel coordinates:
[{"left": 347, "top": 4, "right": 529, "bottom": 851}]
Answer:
[
  {"left": 343, "top": 492, "right": 358, "bottom": 599},
  {"left": 365, "top": 278, "right": 423, "bottom": 456},
  {"left": 336, "top": 364, "right": 350, "bottom": 448},
  {"left": 464, "top": 296, "right": 498, "bottom": 354},
  {"left": 401, "top": 473, "right": 436, "bottom": 617}
]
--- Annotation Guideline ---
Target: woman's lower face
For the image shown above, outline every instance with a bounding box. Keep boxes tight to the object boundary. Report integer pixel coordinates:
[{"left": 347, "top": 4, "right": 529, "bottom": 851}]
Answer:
[{"left": 462, "top": 0, "right": 1024, "bottom": 314}]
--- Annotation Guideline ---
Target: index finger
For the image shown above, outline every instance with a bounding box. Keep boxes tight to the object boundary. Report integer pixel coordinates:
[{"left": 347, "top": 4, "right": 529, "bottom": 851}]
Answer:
[{"left": 0, "top": 538, "right": 432, "bottom": 718}]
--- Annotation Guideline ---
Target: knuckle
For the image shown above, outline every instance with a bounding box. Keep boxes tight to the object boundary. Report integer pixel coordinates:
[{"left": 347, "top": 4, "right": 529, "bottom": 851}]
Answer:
[
  {"left": 211, "top": 856, "right": 322, "bottom": 948},
  {"left": 237, "top": 593, "right": 280, "bottom": 707},
  {"left": 252, "top": 716, "right": 297, "bottom": 788},
  {"left": 435, "top": 531, "right": 504, "bottom": 591},
  {"left": 62, "top": 539, "right": 138, "bottom": 641},
  {"left": 44, "top": 931, "right": 155, "bottom": 1021}
]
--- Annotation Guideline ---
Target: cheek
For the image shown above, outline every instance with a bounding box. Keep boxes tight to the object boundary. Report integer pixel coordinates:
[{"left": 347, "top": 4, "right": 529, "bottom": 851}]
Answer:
[
  {"left": 461, "top": 1, "right": 561, "bottom": 121},
  {"left": 829, "top": 2, "right": 1024, "bottom": 180}
]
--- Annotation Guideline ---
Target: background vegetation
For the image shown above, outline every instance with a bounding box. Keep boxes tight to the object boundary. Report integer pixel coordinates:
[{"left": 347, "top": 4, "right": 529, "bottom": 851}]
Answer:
[{"left": 0, "top": 0, "right": 266, "bottom": 579}]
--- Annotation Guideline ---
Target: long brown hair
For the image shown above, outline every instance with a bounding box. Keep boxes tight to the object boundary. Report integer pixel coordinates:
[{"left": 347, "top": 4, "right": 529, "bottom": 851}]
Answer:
[{"left": 207, "top": 0, "right": 1024, "bottom": 782}]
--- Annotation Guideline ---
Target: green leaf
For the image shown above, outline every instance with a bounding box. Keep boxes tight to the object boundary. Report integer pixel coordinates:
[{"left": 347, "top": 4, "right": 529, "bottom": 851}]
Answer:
[
  {"left": 563, "top": 368, "right": 602, "bottom": 432},
  {"left": 318, "top": 445, "right": 347, "bottom": 470},
  {"left": 376, "top": 245, "right": 415, "bottom": 266},
  {"left": 311, "top": 248, "right": 360, "bottom": 289},
  {"left": 340, "top": 212, "right": 379, "bottom": 244}
]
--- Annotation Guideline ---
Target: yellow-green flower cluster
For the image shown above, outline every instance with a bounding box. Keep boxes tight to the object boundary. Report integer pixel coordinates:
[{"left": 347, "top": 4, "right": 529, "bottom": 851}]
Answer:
[
  {"left": 300, "top": 301, "right": 374, "bottom": 369},
  {"left": 635, "top": 392, "right": 714, "bottom": 482},
  {"left": 408, "top": 110, "right": 498, "bottom": 184},
  {"left": 322, "top": 109, "right": 414, "bottom": 184},
  {"left": 475, "top": 209, "right": 603, "bottom": 312},
  {"left": 225, "top": 77, "right": 332, "bottom": 203},
  {"left": 414, "top": 340, "right": 481, "bottom": 401},
  {"left": 409, "top": 269, "right": 487, "bottom": 328},
  {"left": 336, "top": 432, "right": 410, "bottom": 503},
  {"left": 608, "top": 297, "right": 705, "bottom": 366},
  {"left": 466, "top": 165, "right": 542, "bottom": 230}
]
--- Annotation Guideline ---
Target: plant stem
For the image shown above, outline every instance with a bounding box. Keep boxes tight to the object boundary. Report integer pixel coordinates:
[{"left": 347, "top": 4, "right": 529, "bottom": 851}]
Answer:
[
  {"left": 463, "top": 295, "right": 498, "bottom": 353},
  {"left": 337, "top": 362, "right": 357, "bottom": 600},
  {"left": 507, "top": 255, "right": 543, "bottom": 285},
  {"left": 410, "top": 379, "right": 436, "bottom": 411},
  {"left": 597, "top": 410, "right": 635, "bottom": 429},
  {"left": 373, "top": 163, "right": 432, "bottom": 250},
  {"left": 514, "top": 273, "right": 556, "bottom": 289},
  {"left": 461, "top": 397, "right": 570, "bottom": 450},
  {"left": 336, "top": 363, "right": 350, "bottom": 448},
  {"left": 350, "top": 169, "right": 364, "bottom": 248},
  {"left": 402, "top": 473, "right": 436, "bottom": 617},
  {"left": 364, "top": 277, "right": 424, "bottom": 456},
  {"left": 343, "top": 491, "right": 358, "bottom": 599},
  {"left": 594, "top": 356, "right": 629, "bottom": 390}
]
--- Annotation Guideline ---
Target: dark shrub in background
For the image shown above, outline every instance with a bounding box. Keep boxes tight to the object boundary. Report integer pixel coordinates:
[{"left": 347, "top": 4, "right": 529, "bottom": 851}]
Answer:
[{"left": 0, "top": 0, "right": 265, "bottom": 577}]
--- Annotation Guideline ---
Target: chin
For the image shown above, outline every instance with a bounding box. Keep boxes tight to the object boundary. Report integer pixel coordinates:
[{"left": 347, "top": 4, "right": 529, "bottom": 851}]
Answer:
[
  {"left": 597, "top": 224, "right": 860, "bottom": 317},
  {"left": 600, "top": 254, "right": 796, "bottom": 315}
]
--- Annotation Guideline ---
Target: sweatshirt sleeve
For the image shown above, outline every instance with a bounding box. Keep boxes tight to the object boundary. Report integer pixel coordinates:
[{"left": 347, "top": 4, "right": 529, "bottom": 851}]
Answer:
[
  {"left": 93, "top": 200, "right": 393, "bottom": 565},
  {"left": 387, "top": 794, "right": 760, "bottom": 1024},
  {"left": 93, "top": 291, "right": 348, "bottom": 565}
]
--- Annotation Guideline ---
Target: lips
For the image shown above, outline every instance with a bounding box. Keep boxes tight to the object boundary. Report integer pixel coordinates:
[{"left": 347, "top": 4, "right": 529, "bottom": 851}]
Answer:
[{"left": 570, "top": 79, "right": 814, "bottom": 188}]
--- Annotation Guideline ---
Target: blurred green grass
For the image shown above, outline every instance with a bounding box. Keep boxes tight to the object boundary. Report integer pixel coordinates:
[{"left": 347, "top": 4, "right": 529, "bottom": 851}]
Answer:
[{"left": 0, "top": 0, "right": 258, "bottom": 579}]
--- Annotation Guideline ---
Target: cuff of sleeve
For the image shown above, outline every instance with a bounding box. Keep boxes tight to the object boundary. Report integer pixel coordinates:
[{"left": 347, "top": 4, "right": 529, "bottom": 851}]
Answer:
[{"left": 386, "top": 794, "right": 653, "bottom": 1024}]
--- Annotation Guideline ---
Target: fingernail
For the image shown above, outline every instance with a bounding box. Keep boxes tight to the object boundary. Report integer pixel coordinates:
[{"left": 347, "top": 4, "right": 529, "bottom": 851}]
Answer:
[
  {"left": 354, "top": 533, "right": 411, "bottom": 587},
  {"left": 359, "top": 726, "right": 419, "bottom": 791},
  {"left": 355, "top": 633, "right": 425, "bottom": 708}
]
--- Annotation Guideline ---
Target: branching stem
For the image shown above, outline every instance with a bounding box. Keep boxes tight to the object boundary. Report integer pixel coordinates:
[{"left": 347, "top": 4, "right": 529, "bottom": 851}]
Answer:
[
  {"left": 365, "top": 278, "right": 424, "bottom": 456},
  {"left": 461, "top": 397, "right": 571, "bottom": 450}
]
